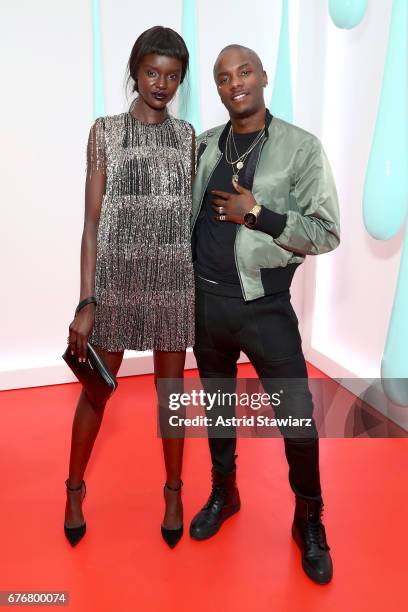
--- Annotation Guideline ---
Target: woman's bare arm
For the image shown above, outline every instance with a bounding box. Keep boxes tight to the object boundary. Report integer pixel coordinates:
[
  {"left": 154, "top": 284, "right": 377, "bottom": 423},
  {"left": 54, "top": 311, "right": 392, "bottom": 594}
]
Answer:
[{"left": 68, "top": 120, "right": 106, "bottom": 362}]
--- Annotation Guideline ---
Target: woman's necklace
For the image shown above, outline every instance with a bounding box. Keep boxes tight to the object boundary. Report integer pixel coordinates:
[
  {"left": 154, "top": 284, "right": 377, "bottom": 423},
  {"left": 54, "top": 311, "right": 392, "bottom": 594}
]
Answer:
[{"left": 225, "top": 125, "right": 265, "bottom": 184}]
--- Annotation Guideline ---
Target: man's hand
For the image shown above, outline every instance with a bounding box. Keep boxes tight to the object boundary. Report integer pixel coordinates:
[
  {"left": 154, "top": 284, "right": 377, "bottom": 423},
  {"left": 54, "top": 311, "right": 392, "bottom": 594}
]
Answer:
[{"left": 211, "top": 180, "right": 258, "bottom": 224}]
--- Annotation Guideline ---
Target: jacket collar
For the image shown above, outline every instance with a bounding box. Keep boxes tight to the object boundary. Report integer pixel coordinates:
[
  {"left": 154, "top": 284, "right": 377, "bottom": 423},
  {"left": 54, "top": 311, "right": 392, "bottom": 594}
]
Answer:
[{"left": 217, "top": 108, "right": 273, "bottom": 151}]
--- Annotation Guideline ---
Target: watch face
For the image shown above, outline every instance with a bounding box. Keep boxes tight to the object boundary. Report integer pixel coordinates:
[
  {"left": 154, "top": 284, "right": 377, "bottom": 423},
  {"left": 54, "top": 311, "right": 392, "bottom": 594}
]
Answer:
[{"left": 245, "top": 213, "right": 256, "bottom": 227}]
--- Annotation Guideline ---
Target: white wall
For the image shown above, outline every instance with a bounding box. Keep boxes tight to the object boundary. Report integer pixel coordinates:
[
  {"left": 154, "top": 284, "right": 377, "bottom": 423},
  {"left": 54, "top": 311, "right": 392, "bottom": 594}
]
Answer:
[
  {"left": 298, "top": 0, "right": 402, "bottom": 380},
  {"left": 0, "top": 1, "right": 93, "bottom": 388},
  {"left": 0, "top": 0, "right": 400, "bottom": 390}
]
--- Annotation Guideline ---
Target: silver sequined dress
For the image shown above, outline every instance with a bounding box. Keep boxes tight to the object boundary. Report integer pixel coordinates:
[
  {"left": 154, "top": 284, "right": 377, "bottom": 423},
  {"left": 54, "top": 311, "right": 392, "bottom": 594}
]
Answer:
[{"left": 87, "top": 112, "right": 195, "bottom": 352}]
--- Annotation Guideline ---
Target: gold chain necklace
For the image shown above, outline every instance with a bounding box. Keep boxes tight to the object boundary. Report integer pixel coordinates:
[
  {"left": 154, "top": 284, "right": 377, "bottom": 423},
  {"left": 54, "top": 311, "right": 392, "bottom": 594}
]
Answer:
[{"left": 225, "top": 125, "right": 265, "bottom": 183}]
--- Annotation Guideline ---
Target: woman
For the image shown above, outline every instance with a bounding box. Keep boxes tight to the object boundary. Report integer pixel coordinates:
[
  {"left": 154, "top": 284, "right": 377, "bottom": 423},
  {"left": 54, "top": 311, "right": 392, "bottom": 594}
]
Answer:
[{"left": 65, "top": 26, "right": 195, "bottom": 549}]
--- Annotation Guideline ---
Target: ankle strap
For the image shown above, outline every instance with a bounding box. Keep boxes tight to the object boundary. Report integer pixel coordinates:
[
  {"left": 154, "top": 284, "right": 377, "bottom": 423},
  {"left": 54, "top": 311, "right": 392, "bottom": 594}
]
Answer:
[
  {"left": 65, "top": 479, "right": 86, "bottom": 496},
  {"left": 164, "top": 480, "right": 183, "bottom": 492}
]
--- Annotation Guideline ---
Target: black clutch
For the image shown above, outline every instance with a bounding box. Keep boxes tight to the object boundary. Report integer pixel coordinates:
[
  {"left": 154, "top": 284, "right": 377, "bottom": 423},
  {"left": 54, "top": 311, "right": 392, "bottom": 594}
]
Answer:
[{"left": 62, "top": 342, "right": 118, "bottom": 407}]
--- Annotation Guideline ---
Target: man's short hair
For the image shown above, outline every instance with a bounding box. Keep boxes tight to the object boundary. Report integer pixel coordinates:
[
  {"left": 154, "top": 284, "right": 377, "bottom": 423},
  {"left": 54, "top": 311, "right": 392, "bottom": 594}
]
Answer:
[{"left": 213, "top": 44, "right": 264, "bottom": 77}]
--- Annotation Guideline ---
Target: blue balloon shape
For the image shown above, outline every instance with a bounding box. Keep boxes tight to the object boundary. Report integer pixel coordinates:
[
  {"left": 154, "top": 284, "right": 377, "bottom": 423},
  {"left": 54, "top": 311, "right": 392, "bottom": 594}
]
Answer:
[
  {"left": 179, "top": 0, "right": 201, "bottom": 133},
  {"left": 269, "top": 0, "right": 293, "bottom": 123},
  {"left": 329, "top": 0, "right": 368, "bottom": 29},
  {"left": 363, "top": 0, "right": 408, "bottom": 405}
]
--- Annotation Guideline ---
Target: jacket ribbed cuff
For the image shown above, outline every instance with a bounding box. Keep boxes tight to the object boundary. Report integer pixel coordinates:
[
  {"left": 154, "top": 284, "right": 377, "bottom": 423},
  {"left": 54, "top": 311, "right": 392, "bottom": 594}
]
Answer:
[{"left": 254, "top": 207, "right": 287, "bottom": 238}]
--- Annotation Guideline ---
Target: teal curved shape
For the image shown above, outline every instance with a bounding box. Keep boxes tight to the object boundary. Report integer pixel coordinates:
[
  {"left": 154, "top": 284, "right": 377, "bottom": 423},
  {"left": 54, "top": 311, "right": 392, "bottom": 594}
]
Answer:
[
  {"left": 363, "top": 0, "right": 407, "bottom": 240},
  {"left": 382, "top": 226, "right": 408, "bottom": 405},
  {"left": 92, "top": 0, "right": 105, "bottom": 119},
  {"left": 363, "top": 0, "right": 408, "bottom": 405},
  {"left": 178, "top": 0, "right": 201, "bottom": 133},
  {"left": 269, "top": 0, "right": 293, "bottom": 123},
  {"left": 329, "top": 0, "right": 368, "bottom": 29}
]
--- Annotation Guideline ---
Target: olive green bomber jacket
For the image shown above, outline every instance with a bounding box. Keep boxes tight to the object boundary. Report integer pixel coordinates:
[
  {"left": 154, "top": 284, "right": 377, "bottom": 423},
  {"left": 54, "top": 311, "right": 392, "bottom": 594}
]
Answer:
[{"left": 191, "top": 115, "right": 340, "bottom": 301}]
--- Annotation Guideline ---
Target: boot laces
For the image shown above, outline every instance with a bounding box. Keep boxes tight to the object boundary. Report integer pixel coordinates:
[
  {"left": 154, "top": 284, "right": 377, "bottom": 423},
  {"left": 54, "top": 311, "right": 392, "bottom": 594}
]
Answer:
[
  {"left": 203, "top": 472, "right": 227, "bottom": 511},
  {"left": 204, "top": 484, "right": 225, "bottom": 510},
  {"left": 305, "top": 504, "right": 330, "bottom": 551}
]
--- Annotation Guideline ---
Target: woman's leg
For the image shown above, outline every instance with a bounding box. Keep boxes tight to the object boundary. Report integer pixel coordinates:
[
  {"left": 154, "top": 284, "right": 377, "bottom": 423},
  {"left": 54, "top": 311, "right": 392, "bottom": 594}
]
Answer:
[
  {"left": 153, "top": 350, "right": 186, "bottom": 530},
  {"left": 65, "top": 347, "right": 124, "bottom": 528}
]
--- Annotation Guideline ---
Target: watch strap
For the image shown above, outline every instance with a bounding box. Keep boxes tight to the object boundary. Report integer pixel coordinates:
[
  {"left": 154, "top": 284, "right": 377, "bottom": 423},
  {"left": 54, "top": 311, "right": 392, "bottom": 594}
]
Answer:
[{"left": 244, "top": 204, "right": 262, "bottom": 228}]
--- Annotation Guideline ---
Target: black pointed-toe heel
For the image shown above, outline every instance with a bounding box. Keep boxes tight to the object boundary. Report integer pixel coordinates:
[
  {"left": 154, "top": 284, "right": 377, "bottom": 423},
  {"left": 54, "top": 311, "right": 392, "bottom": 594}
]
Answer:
[
  {"left": 161, "top": 480, "right": 183, "bottom": 549},
  {"left": 64, "top": 479, "right": 87, "bottom": 547}
]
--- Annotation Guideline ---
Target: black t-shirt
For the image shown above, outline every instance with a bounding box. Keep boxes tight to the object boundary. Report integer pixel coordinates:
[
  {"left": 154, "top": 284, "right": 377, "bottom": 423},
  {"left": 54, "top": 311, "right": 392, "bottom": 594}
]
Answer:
[{"left": 194, "top": 130, "right": 262, "bottom": 284}]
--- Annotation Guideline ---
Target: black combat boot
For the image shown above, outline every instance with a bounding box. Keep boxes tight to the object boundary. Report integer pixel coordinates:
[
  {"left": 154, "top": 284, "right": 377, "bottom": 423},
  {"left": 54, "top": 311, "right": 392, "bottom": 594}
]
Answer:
[
  {"left": 189, "top": 468, "right": 241, "bottom": 540},
  {"left": 292, "top": 497, "right": 333, "bottom": 584}
]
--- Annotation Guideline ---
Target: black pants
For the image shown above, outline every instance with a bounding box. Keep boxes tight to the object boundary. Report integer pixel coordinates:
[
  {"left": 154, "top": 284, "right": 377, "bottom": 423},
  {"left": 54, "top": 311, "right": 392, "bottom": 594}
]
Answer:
[{"left": 193, "top": 282, "right": 322, "bottom": 500}]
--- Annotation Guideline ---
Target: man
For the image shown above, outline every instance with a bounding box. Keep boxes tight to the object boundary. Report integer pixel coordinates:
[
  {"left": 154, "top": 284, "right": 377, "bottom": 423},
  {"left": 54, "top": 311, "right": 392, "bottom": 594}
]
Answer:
[{"left": 190, "top": 45, "right": 340, "bottom": 585}]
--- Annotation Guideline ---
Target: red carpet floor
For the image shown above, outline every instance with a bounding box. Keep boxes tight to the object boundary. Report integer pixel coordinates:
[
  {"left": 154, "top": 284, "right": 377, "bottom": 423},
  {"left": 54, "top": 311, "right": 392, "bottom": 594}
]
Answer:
[{"left": 0, "top": 363, "right": 407, "bottom": 611}]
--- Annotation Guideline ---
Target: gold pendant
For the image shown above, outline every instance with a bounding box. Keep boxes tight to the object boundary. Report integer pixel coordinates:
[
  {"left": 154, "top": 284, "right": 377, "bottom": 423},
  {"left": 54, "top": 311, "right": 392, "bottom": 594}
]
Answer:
[{"left": 232, "top": 174, "right": 239, "bottom": 184}]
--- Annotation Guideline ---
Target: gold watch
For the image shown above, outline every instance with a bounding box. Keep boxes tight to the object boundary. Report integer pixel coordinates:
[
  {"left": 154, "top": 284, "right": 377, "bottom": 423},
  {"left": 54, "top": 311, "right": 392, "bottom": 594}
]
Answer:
[{"left": 244, "top": 204, "right": 262, "bottom": 228}]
